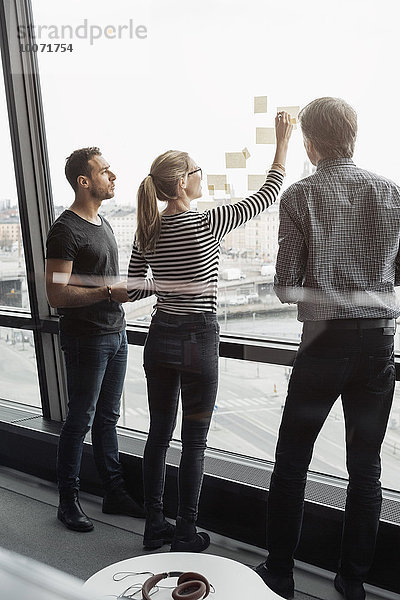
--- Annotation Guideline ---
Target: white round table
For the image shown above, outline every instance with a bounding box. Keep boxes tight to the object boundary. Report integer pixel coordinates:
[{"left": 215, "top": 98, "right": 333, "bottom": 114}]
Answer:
[{"left": 84, "top": 552, "right": 280, "bottom": 599}]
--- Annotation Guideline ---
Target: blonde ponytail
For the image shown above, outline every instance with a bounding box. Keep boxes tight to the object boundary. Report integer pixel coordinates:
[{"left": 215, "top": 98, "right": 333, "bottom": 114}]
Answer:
[
  {"left": 135, "top": 150, "right": 191, "bottom": 253},
  {"left": 136, "top": 175, "right": 161, "bottom": 253}
]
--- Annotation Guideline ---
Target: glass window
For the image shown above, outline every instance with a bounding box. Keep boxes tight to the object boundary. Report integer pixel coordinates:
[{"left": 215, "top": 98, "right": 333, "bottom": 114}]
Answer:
[
  {"left": 119, "top": 344, "right": 149, "bottom": 433},
  {"left": 0, "top": 55, "right": 30, "bottom": 310},
  {"left": 213, "top": 358, "right": 400, "bottom": 493},
  {"left": 32, "top": 0, "right": 400, "bottom": 341},
  {"left": 121, "top": 352, "right": 400, "bottom": 492},
  {"left": 31, "top": 0, "right": 400, "bottom": 494},
  {"left": 0, "top": 327, "right": 41, "bottom": 409}
]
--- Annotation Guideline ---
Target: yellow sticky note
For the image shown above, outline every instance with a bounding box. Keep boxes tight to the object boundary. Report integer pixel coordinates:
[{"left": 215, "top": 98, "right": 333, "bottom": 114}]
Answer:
[
  {"left": 208, "top": 185, "right": 215, "bottom": 195},
  {"left": 225, "top": 152, "right": 246, "bottom": 168},
  {"left": 225, "top": 183, "right": 231, "bottom": 194},
  {"left": 207, "top": 175, "right": 227, "bottom": 190},
  {"left": 277, "top": 105, "right": 300, "bottom": 119},
  {"left": 242, "top": 147, "right": 251, "bottom": 160},
  {"left": 254, "top": 96, "right": 268, "bottom": 113},
  {"left": 256, "top": 127, "right": 275, "bottom": 144},
  {"left": 248, "top": 175, "right": 266, "bottom": 190}
]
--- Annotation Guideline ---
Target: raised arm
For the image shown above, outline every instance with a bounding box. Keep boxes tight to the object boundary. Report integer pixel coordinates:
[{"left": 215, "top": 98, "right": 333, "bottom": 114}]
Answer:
[
  {"left": 207, "top": 111, "right": 293, "bottom": 241},
  {"left": 272, "top": 110, "right": 293, "bottom": 171}
]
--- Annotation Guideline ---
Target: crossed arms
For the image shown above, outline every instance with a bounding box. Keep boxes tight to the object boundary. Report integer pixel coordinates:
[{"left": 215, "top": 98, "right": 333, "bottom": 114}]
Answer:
[{"left": 45, "top": 258, "right": 129, "bottom": 308}]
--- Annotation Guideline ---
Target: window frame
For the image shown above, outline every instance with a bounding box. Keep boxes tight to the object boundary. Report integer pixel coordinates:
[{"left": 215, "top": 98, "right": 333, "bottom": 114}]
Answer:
[{"left": 0, "top": 0, "right": 67, "bottom": 420}]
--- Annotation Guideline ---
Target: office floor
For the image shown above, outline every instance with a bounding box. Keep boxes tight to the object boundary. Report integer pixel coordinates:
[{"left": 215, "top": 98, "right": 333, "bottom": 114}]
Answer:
[{"left": 0, "top": 466, "right": 395, "bottom": 600}]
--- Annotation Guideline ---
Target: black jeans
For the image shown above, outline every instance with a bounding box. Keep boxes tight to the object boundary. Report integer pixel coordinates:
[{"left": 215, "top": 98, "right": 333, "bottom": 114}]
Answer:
[
  {"left": 266, "top": 322, "right": 395, "bottom": 581},
  {"left": 57, "top": 331, "right": 127, "bottom": 492},
  {"left": 143, "top": 310, "right": 220, "bottom": 521}
]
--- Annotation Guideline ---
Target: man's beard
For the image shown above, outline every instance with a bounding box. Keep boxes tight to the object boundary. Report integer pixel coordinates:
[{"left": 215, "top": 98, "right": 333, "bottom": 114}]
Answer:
[{"left": 90, "top": 185, "right": 113, "bottom": 201}]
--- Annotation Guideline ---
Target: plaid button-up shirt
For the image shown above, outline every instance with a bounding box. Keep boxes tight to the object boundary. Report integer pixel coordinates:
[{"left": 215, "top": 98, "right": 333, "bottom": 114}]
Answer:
[{"left": 274, "top": 158, "right": 400, "bottom": 321}]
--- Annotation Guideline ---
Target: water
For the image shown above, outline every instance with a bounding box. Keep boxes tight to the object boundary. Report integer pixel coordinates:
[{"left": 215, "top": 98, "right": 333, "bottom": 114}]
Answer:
[{"left": 218, "top": 307, "right": 302, "bottom": 342}]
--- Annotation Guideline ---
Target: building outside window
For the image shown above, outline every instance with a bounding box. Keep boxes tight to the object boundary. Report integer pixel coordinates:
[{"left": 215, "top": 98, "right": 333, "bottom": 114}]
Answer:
[{"left": 0, "top": 72, "right": 29, "bottom": 310}]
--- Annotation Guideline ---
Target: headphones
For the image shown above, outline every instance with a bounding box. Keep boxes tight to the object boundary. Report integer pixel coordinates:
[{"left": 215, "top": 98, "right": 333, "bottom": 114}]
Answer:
[{"left": 142, "top": 571, "right": 210, "bottom": 600}]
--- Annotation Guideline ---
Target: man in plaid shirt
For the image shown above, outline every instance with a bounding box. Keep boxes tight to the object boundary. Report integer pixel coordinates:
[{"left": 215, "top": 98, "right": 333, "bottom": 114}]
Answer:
[{"left": 256, "top": 97, "right": 400, "bottom": 600}]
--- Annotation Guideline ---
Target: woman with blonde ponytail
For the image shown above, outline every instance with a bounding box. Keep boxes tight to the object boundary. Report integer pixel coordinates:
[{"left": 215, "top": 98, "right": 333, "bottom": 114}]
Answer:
[{"left": 128, "top": 114, "right": 293, "bottom": 553}]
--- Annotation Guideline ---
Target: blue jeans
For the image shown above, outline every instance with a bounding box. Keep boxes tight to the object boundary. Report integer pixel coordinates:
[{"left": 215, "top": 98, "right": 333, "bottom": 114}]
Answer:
[
  {"left": 143, "top": 311, "right": 219, "bottom": 521},
  {"left": 57, "top": 330, "right": 128, "bottom": 492},
  {"left": 266, "top": 323, "right": 395, "bottom": 581}
]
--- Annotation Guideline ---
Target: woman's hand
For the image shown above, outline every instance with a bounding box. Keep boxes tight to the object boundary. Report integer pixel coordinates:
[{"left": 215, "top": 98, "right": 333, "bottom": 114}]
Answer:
[
  {"left": 272, "top": 110, "right": 293, "bottom": 171},
  {"left": 275, "top": 111, "right": 293, "bottom": 147},
  {"left": 110, "top": 280, "right": 130, "bottom": 303}
]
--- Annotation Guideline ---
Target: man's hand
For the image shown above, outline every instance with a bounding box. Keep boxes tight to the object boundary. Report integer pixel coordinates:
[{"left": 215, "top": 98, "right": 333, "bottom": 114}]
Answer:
[{"left": 110, "top": 280, "right": 130, "bottom": 303}]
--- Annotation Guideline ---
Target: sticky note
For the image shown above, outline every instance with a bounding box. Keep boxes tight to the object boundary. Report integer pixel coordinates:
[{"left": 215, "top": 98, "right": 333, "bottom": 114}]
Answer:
[
  {"left": 225, "top": 183, "right": 231, "bottom": 194},
  {"left": 254, "top": 96, "right": 268, "bottom": 113},
  {"left": 207, "top": 175, "right": 227, "bottom": 190},
  {"left": 242, "top": 147, "right": 251, "bottom": 160},
  {"left": 277, "top": 105, "right": 300, "bottom": 119},
  {"left": 248, "top": 175, "right": 266, "bottom": 190},
  {"left": 208, "top": 185, "right": 215, "bottom": 195},
  {"left": 256, "top": 127, "right": 275, "bottom": 144},
  {"left": 225, "top": 152, "right": 246, "bottom": 168}
]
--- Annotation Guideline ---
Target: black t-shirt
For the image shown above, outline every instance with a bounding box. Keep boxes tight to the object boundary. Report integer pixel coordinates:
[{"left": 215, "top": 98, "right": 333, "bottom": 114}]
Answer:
[{"left": 46, "top": 210, "right": 126, "bottom": 336}]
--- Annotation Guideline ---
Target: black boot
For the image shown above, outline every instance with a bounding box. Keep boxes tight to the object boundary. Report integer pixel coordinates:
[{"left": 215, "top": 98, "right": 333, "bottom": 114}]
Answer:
[
  {"left": 103, "top": 486, "right": 145, "bottom": 518},
  {"left": 143, "top": 509, "right": 175, "bottom": 550},
  {"left": 170, "top": 517, "right": 210, "bottom": 553},
  {"left": 254, "top": 562, "right": 294, "bottom": 599},
  {"left": 334, "top": 574, "right": 366, "bottom": 600},
  {"left": 57, "top": 489, "right": 94, "bottom": 532}
]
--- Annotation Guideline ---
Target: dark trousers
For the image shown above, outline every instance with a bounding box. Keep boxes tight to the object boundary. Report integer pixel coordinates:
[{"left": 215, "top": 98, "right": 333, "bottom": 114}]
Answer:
[
  {"left": 143, "top": 311, "right": 219, "bottom": 521},
  {"left": 57, "top": 331, "right": 128, "bottom": 492},
  {"left": 266, "top": 323, "right": 395, "bottom": 581}
]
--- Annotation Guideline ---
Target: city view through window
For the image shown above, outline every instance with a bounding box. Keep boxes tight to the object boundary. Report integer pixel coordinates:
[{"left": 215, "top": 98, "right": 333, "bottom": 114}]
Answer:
[
  {"left": 1, "top": 1, "right": 399, "bottom": 490},
  {"left": 0, "top": 58, "right": 40, "bottom": 410},
  {"left": 0, "top": 69, "right": 29, "bottom": 312}
]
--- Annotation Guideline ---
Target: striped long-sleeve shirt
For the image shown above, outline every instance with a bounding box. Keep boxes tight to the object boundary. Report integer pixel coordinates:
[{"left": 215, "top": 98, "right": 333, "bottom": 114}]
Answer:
[{"left": 127, "top": 169, "right": 284, "bottom": 314}]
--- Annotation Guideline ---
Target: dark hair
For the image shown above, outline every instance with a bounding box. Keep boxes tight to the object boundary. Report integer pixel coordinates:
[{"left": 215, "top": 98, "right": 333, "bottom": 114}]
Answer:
[
  {"left": 65, "top": 147, "right": 102, "bottom": 191},
  {"left": 298, "top": 97, "right": 357, "bottom": 159}
]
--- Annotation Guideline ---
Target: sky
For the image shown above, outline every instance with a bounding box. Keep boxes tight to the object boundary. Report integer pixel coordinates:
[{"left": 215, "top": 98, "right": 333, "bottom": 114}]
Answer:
[{"left": 1, "top": 0, "right": 400, "bottom": 208}]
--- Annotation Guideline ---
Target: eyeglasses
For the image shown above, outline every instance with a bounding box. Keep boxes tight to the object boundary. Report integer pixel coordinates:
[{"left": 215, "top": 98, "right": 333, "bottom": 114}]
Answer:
[{"left": 187, "top": 167, "right": 202, "bottom": 180}]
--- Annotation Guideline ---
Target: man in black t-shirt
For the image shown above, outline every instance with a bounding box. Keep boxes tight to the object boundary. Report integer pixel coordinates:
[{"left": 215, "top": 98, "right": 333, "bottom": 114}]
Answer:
[{"left": 46, "top": 147, "right": 144, "bottom": 532}]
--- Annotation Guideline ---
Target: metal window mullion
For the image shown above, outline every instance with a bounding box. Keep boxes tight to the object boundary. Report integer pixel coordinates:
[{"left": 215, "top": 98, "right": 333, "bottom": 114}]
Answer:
[{"left": 0, "top": 0, "right": 66, "bottom": 420}]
